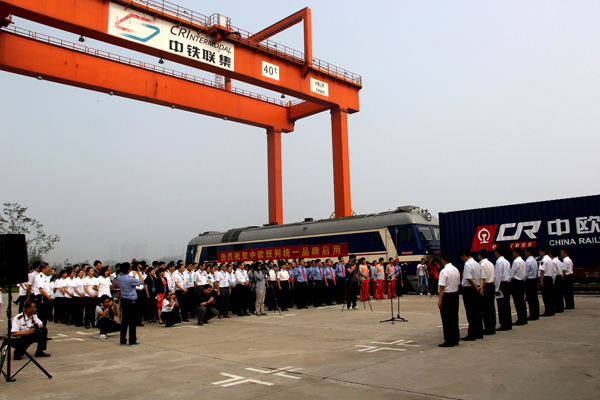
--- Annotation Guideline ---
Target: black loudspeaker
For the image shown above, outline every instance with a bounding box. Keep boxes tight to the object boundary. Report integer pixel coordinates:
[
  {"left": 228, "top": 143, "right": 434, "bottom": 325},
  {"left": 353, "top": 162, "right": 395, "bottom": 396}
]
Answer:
[{"left": 0, "top": 234, "right": 29, "bottom": 286}]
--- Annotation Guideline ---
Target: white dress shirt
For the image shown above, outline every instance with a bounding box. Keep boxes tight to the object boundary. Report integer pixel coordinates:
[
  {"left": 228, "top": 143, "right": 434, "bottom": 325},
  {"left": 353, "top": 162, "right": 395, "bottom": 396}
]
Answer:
[
  {"left": 194, "top": 270, "right": 208, "bottom": 286},
  {"left": 235, "top": 269, "right": 249, "bottom": 285},
  {"left": 511, "top": 256, "right": 526, "bottom": 281},
  {"left": 174, "top": 271, "right": 186, "bottom": 291},
  {"left": 554, "top": 258, "right": 564, "bottom": 278},
  {"left": 539, "top": 255, "right": 554, "bottom": 279},
  {"left": 438, "top": 263, "right": 460, "bottom": 293},
  {"left": 479, "top": 258, "right": 495, "bottom": 284},
  {"left": 462, "top": 257, "right": 482, "bottom": 288},
  {"left": 562, "top": 256, "right": 573, "bottom": 275},
  {"left": 215, "top": 270, "right": 230, "bottom": 288},
  {"left": 96, "top": 276, "right": 112, "bottom": 297},
  {"left": 494, "top": 256, "right": 511, "bottom": 292},
  {"left": 12, "top": 312, "right": 44, "bottom": 334}
]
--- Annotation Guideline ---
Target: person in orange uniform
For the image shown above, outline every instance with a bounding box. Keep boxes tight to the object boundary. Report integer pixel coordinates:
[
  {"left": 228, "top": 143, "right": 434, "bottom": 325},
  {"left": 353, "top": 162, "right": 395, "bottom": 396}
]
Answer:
[
  {"left": 375, "top": 258, "right": 386, "bottom": 300},
  {"left": 358, "top": 258, "right": 370, "bottom": 300},
  {"left": 386, "top": 258, "right": 396, "bottom": 298}
]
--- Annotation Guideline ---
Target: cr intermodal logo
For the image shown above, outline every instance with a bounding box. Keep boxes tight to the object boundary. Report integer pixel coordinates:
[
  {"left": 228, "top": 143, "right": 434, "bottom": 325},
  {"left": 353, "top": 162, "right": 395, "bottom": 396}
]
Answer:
[
  {"left": 114, "top": 14, "right": 160, "bottom": 42},
  {"left": 470, "top": 221, "right": 540, "bottom": 252}
]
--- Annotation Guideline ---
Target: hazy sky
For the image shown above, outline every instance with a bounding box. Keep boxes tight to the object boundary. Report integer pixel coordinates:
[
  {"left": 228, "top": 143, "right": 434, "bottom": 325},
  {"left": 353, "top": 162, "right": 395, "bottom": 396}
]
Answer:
[{"left": 1, "top": 0, "right": 599, "bottom": 264}]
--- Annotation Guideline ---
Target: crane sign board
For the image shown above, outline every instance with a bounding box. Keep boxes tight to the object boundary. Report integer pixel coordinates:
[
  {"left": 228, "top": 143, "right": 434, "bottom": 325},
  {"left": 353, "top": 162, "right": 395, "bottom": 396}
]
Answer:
[{"left": 107, "top": 2, "right": 235, "bottom": 71}]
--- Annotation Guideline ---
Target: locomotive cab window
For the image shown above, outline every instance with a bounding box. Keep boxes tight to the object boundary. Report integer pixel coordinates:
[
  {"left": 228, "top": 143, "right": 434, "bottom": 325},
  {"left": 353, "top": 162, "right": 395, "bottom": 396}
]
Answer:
[
  {"left": 371, "top": 232, "right": 379, "bottom": 243},
  {"left": 432, "top": 227, "right": 440, "bottom": 241},
  {"left": 419, "top": 226, "right": 434, "bottom": 242},
  {"left": 397, "top": 227, "right": 415, "bottom": 242}
]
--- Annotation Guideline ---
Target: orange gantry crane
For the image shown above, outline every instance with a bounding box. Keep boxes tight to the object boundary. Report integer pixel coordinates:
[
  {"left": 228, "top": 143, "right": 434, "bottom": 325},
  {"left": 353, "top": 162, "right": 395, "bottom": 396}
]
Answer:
[{"left": 0, "top": 0, "right": 361, "bottom": 225}]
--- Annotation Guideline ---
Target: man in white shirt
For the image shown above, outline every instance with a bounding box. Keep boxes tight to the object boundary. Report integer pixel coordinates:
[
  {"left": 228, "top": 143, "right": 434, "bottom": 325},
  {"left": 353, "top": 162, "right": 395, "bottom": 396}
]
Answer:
[
  {"left": 184, "top": 262, "right": 197, "bottom": 317},
  {"left": 234, "top": 262, "right": 251, "bottom": 316},
  {"left": 539, "top": 247, "right": 555, "bottom": 317},
  {"left": 215, "top": 263, "right": 231, "bottom": 319},
  {"left": 438, "top": 252, "right": 460, "bottom": 347},
  {"left": 10, "top": 301, "right": 51, "bottom": 360},
  {"left": 560, "top": 249, "right": 575, "bottom": 309},
  {"left": 550, "top": 250, "right": 565, "bottom": 313},
  {"left": 459, "top": 248, "right": 484, "bottom": 341},
  {"left": 33, "top": 263, "right": 53, "bottom": 327},
  {"left": 524, "top": 247, "right": 540, "bottom": 320},
  {"left": 174, "top": 262, "right": 189, "bottom": 322},
  {"left": 495, "top": 245, "right": 513, "bottom": 331},
  {"left": 477, "top": 248, "right": 496, "bottom": 335},
  {"left": 510, "top": 248, "right": 528, "bottom": 325}
]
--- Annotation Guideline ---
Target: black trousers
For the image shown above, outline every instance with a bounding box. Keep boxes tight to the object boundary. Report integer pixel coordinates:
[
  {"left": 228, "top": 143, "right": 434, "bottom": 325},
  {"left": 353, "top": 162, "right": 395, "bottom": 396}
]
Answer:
[
  {"left": 346, "top": 279, "right": 357, "bottom": 309},
  {"left": 73, "top": 297, "right": 85, "bottom": 326},
  {"left": 440, "top": 292, "right": 460, "bottom": 345},
  {"left": 325, "top": 280, "right": 336, "bottom": 305},
  {"left": 497, "top": 281, "right": 513, "bottom": 329},
  {"left": 32, "top": 295, "right": 50, "bottom": 327},
  {"left": 482, "top": 283, "right": 496, "bottom": 333},
  {"left": 146, "top": 292, "right": 157, "bottom": 321},
  {"left": 336, "top": 277, "right": 345, "bottom": 303},
  {"left": 295, "top": 281, "right": 308, "bottom": 308},
  {"left": 553, "top": 275, "right": 564, "bottom": 313},
  {"left": 97, "top": 318, "right": 120, "bottom": 335},
  {"left": 279, "top": 281, "right": 291, "bottom": 310},
  {"left": 186, "top": 287, "right": 197, "bottom": 313},
  {"left": 161, "top": 311, "right": 179, "bottom": 327},
  {"left": 10, "top": 328, "right": 48, "bottom": 356},
  {"left": 313, "top": 280, "right": 324, "bottom": 306},
  {"left": 541, "top": 277, "right": 555, "bottom": 315},
  {"left": 218, "top": 288, "right": 230, "bottom": 316},
  {"left": 511, "top": 279, "right": 527, "bottom": 323},
  {"left": 563, "top": 274, "right": 575, "bottom": 309},
  {"left": 462, "top": 287, "right": 483, "bottom": 338},
  {"left": 84, "top": 297, "right": 98, "bottom": 327},
  {"left": 120, "top": 298, "right": 138, "bottom": 344},
  {"left": 235, "top": 285, "right": 249, "bottom": 315},
  {"left": 266, "top": 281, "right": 278, "bottom": 310},
  {"left": 525, "top": 278, "right": 540, "bottom": 319},
  {"left": 175, "top": 290, "right": 188, "bottom": 320}
]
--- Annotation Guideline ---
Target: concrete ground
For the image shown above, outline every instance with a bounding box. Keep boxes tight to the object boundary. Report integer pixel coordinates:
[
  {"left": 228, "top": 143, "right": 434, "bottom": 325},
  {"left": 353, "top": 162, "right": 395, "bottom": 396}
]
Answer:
[{"left": 0, "top": 293, "right": 598, "bottom": 400}]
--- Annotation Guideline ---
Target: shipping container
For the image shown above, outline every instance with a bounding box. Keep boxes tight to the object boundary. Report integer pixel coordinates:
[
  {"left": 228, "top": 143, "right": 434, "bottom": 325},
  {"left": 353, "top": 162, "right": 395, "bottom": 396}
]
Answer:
[{"left": 440, "top": 195, "right": 600, "bottom": 282}]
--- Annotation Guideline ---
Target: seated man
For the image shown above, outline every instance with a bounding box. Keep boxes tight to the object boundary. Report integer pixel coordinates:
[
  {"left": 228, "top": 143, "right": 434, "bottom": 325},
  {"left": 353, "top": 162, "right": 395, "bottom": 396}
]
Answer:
[
  {"left": 10, "top": 301, "right": 50, "bottom": 360},
  {"left": 196, "top": 284, "right": 219, "bottom": 325},
  {"left": 95, "top": 295, "right": 121, "bottom": 339}
]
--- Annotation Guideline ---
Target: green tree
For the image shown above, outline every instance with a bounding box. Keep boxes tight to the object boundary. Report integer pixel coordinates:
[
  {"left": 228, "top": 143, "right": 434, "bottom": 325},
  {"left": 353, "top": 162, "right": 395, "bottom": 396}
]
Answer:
[{"left": 0, "top": 203, "right": 60, "bottom": 266}]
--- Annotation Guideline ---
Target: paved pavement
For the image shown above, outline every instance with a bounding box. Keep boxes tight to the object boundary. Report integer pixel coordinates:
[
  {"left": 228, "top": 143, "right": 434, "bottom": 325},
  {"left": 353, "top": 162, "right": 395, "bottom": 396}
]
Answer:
[{"left": 0, "top": 293, "right": 599, "bottom": 399}]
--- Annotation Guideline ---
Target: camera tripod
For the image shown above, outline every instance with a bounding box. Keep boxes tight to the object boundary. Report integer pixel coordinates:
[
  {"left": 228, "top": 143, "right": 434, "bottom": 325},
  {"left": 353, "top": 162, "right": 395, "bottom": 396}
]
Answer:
[{"left": 0, "top": 284, "right": 52, "bottom": 382}]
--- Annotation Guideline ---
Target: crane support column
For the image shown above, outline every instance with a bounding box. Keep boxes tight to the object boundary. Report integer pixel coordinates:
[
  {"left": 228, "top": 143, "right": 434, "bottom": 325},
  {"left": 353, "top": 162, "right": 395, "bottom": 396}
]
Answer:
[
  {"left": 331, "top": 107, "right": 351, "bottom": 218},
  {"left": 267, "top": 128, "right": 283, "bottom": 225}
]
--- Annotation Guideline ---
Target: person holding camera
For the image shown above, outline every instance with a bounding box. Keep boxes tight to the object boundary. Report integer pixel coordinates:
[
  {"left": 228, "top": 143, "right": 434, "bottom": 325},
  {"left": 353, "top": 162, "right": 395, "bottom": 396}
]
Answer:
[
  {"left": 10, "top": 301, "right": 51, "bottom": 360},
  {"left": 116, "top": 262, "right": 143, "bottom": 346},
  {"left": 95, "top": 295, "right": 120, "bottom": 339},
  {"left": 161, "top": 291, "right": 180, "bottom": 327},
  {"left": 196, "top": 284, "right": 219, "bottom": 325}
]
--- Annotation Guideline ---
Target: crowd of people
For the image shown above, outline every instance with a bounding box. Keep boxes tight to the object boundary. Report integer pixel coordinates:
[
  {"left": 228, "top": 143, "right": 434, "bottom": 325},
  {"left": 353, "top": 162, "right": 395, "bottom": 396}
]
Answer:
[
  {"left": 2, "top": 245, "right": 576, "bottom": 355},
  {"left": 436, "top": 245, "right": 575, "bottom": 347},
  {"left": 6, "top": 255, "right": 411, "bottom": 347}
]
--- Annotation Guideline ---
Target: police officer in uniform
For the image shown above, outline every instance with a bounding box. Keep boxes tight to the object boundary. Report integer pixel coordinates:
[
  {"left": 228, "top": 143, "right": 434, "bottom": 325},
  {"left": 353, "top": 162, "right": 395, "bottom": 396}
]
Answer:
[
  {"left": 294, "top": 259, "right": 309, "bottom": 309},
  {"left": 438, "top": 252, "right": 460, "bottom": 347},
  {"left": 10, "top": 301, "right": 51, "bottom": 360},
  {"left": 334, "top": 256, "right": 346, "bottom": 304}
]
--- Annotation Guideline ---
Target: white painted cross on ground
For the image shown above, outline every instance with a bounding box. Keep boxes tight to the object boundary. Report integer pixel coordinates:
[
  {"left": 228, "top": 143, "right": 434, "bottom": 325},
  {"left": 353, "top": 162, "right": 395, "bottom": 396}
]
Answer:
[
  {"left": 356, "top": 339, "right": 420, "bottom": 353},
  {"left": 212, "top": 366, "right": 302, "bottom": 387}
]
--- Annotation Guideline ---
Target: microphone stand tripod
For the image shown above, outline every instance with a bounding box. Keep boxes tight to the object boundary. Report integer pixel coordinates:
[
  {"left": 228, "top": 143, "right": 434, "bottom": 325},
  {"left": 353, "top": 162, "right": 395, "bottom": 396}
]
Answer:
[{"left": 380, "top": 272, "right": 407, "bottom": 325}]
